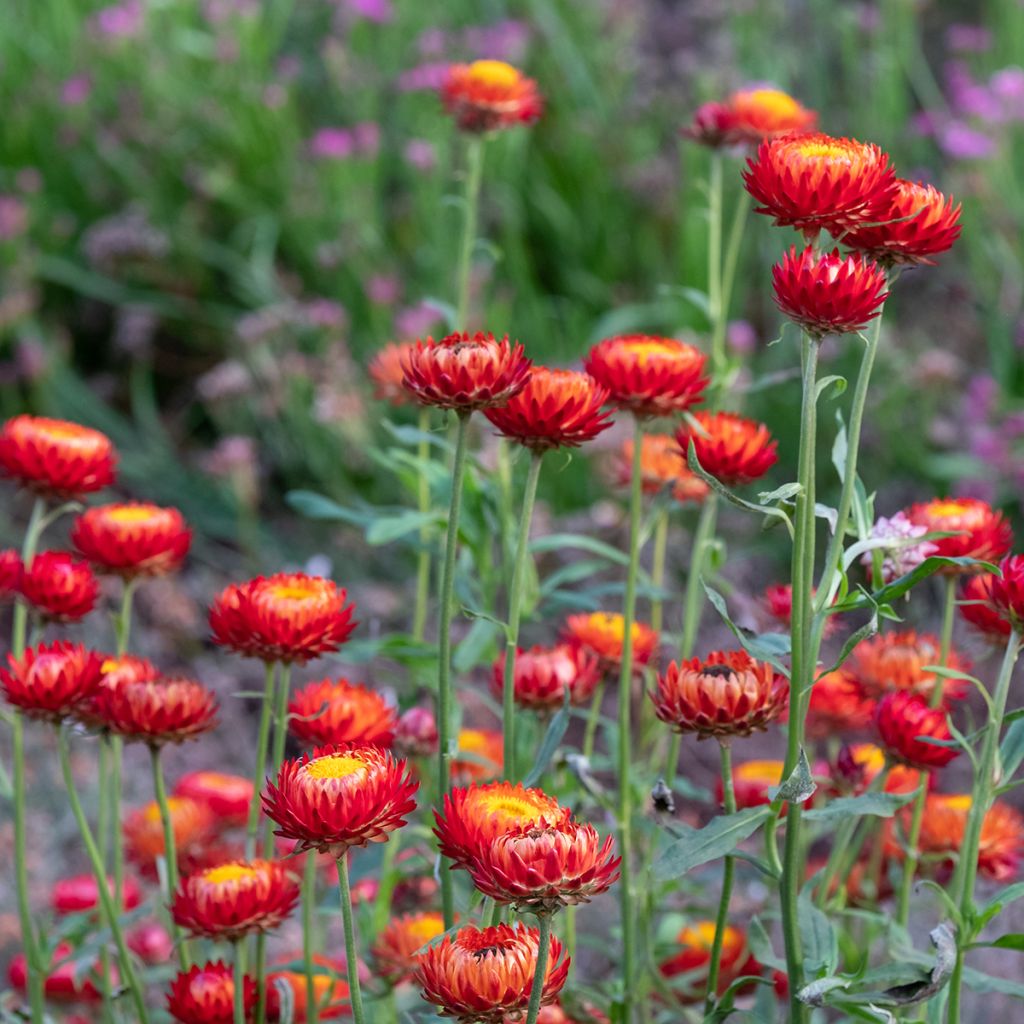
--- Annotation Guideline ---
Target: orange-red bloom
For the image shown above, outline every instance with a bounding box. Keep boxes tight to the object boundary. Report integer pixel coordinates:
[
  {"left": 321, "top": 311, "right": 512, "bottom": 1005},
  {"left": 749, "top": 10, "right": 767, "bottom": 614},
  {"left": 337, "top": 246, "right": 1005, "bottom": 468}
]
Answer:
[
  {"left": 51, "top": 874, "right": 142, "bottom": 915},
  {"left": 584, "top": 335, "right": 708, "bottom": 417},
  {"left": 961, "top": 570, "right": 1014, "bottom": 642},
  {"left": 806, "top": 668, "right": 876, "bottom": 737},
  {"left": 373, "top": 911, "right": 448, "bottom": 983},
  {"left": 660, "top": 922, "right": 758, "bottom": 1004},
  {"left": 452, "top": 728, "right": 505, "bottom": 783},
  {"left": 92, "top": 675, "right": 218, "bottom": 745},
  {"left": 78, "top": 654, "right": 160, "bottom": 729},
  {"left": 1, "top": 641, "right": 104, "bottom": 723},
  {"left": 611, "top": 434, "right": 710, "bottom": 503},
  {"left": 0, "top": 415, "right": 116, "bottom": 498},
  {"left": 875, "top": 691, "right": 958, "bottom": 770},
  {"left": 434, "top": 781, "right": 570, "bottom": 869},
  {"left": 415, "top": 922, "right": 569, "bottom": 1023},
  {"left": 676, "top": 410, "right": 778, "bottom": 485},
  {"left": 8, "top": 942, "right": 108, "bottom": 1004},
  {"left": 987, "top": 554, "right": 1024, "bottom": 634},
  {"left": 467, "top": 819, "right": 620, "bottom": 912},
  {"left": 841, "top": 179, "right": 962, "bottom": 265},
  {"left": 124, "top": 797, "right": 214, "bottom": 873},
  {"left": 772, "top": 246, "right": 888, "bottom": 338},
  {"left": 262, "top": 743, "right": 417, "bottom": 857},
  {"left": 210, "top": 573, "right": 357, "bottom": 664},
  {"left": 173, "top": 771, "right": 254, "bottom": 827},
  {"left": 849, "top": 629, "right": 970, "bottom": 702},
  {"left": 822, "top": 742, "right": 925, "bottom": 797},
  {"left": 71, "top": 502, "right": 191, "bottom": 577},
  {"left": 368, "top": 341, "right": 417, "bottom": 404},
  {"left": 719, "top": 759, "right": 784, "bottom": 809},
  {"left": 904, "top": 497, "right": 1012, "bottom": 568},
  {"left": 492, "top": 643, "right": 601, "bottom": 713},
  {"left": 484, "top": 367, "right": 612, "bottom": 451},
  {"left": 441, "top": 60, "right": 543, "bottom": 133},
  {"left": 167, "top": 961, "right": 257, "bottom": 1024},
  {"left": 652, "top": 650, "right": 788, "bottom": 739},
  {"left": 171, "top": 859, "right": 300, "bottom": 940},
  {"left": 685, "top": 87, "right": 817, "bottom": 147},
  {"left": 743, "top": 132, "right": 897, "bottom": 232},
  {"left": 267, "top": 954, "right": 350, "bottom": 1021},
  {"left": 401, "top": 332, "right": 531, "bottom": 411},
  {"left": 563, "top": 611, "right": 658, "bottom": 670},
  {"left": 288, "top": 677, "right": 397, "bottom": 748},
  {"left": 19, "top": 550, "right": 99, "bottom": 622}
]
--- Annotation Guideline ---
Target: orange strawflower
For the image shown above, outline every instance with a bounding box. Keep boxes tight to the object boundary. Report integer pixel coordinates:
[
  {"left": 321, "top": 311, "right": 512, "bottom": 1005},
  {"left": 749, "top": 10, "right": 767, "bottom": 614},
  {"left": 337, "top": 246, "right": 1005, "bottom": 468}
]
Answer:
[
  {"left": 685, "top": 87, "right": 817, "bottom": 146},
  {"left": 368, "top": 341, "right": 416, "bottom": 404},
  {"left": 491, "top": 643, "right": 601, "bottom": 713},
  {"left": 210, "top": 573, "right": 357, "bottom": 664},
  {"left": 584, "top": 335, "right": 708, "bottom": 417},
  {"left": 401, "top": 332, "right": 531, "bottom": 411},
  {"left": 0, "top": 414, "right": 116, "bottom": 498},
  {"left": 373, "top": 911, "right": 448, "bottom": 983},
  {"left": 415, "top": 922, "right": 569, "bottom": 1023},
  {"left": 267, "top": 954, "right": 350, "bottom": 1021},
  {"left": 676, "top": 410, "right": 778, "bottom": 485},
  {"left": 660, "top": 921, "right": 758, "bottom": 1004},
  {"left": 961, "top": 570, "right": 1014, "bottom": 642},
  {"left": 484, "top": 367, "right": 612, "bottom": 451},
  {"left": 652, "top": 650, "right": 788, "bottom": 739},
  {"left": 262, "top": 743, "right": 417, "bottom": 857},
  {"left": 173, "top": 771, "right": 254, "bottom": 827},
  {"left": 19, "top": 550, "right": 99, "bottom": 622},
  {"left": 849, "top": 629, "right": 970, "bottom": 702},
  {"left": 841, "top": 179, "right": 962, "bottom": 265},
  {"left": 92, "top": 675, "right": 218, "bottom": 746},
  {"left": 71, "top": 502, "right": 191, "bottom": 577},
  {"left": 743, "top": 132, "right": 897, "bottom": 233},
  {"left": 51, "top": 873, "right": 142, "bottom": 915},
  {"left": 563, "top": 611, "right": 658, "bottom": 670},
  {"left": 171, "top": 859, "right": 300, "bottom": 940},
  {"left": 875, "top": 691, "right": 958, "bottom": 770},
  {"left": 1, "top": 641, "right": 104, "bottom": 723},
  {"left": 610, "top": 434, "right": 710, "bottom": 503},
  {"left": 288, "top": 677, "right": 397, "bottom": 748},
  {"left": 987, "top": 554, "right": 1024, "bottom": 634},
  {"left": 904, "top": 497, "right": 1012, "bottom": 568},
  {"left": 452, "top": 727, "right": 505, "bottom": 783},
  {"left": 720, "top": 759, "right": 784, "bottom": 809},
  {"left": 167, "top": 961, "right": 256, "bottom": 1024},
  {"left": 441, "top": 60, "right": 543, "bottom": 133},
  {"left": 124, "top": 797, "right": 214, "bottom": 872},
  {"left": 806, "top": 668, "right": 875, "bottom": 737}
]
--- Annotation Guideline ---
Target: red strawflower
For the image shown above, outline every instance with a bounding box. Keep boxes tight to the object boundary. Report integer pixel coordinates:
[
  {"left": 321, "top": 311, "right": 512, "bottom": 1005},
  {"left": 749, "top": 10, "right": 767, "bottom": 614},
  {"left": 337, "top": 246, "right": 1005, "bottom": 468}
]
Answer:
[
  {"left": 719, "top": 759, "right": 784, "bottom": 810},
  {"left": 584, "top": 335, "right": 708, "bottom": 417},
  {"left": 19, "top": 550, "right": 99, "bottom": 622},
  {"left": 904, "top": 497, "right": 1013, "bottom": 568},
  {"left": 985, "top": 555, "right": 1024, "bottom": 635},
  {"left": 368, "top": 341, "right": 416, "bottom": 405},
  {"left": 401, "top": 332, "right": 531, "bottom": 411},
  {"left": 8, "top": 942, "right": 108, "bottom": 1004},
  {"left": 652, "top": 650, "right": 788, "bottom": 739},
  {"left": 128, "top": 921, "right": 174, "bottom": 965},
  {"left": 262, "top": 743, "right": 418, "bottom": 857},
  {"left": 484, "top": 367, "right": 612, "bottom": 451},
  {"left": 762, "top": 582, "right": 838, "bottom": 637},
  {"left": 806, "top": 669, "right": 876, "bottom": 737},
  {"left": 78, "top": 654, "right": 161, "bottom": 729},
  {"left": 610, "top": 433, "right": 710, "bottom": 503},
  {"left": 210, "top": 573, "right": 357, "bottom": 664},
  {"left": 676, "top": 410, "right": 778, "bottom": 485},
  {"left": 772, "top": 245, "right": 889, "bottom": 337},
  {"left": 562, "top": 611, "right": 658, "bottom": 670},
  {"left": 92, "top": 675, "right": 219, "bottom": 745},
  {"left": 51, "top": 874, "right": 142, "bottom": 915},
  {"left": 841, "top": 179, "right": 962, "bottom": 265},
  {"left": 288, "top": 677, "right": 397, "bottom": 748},
  {"left": 1, "top": 641, "right": 104, "bottom": 723},
  {"left": 173, "top": 771, "right": 254, "bottom": 826},
  {"left": 71, "top": 502, "right": 191, "bottom": 577},
  {"left": 394, "top": 705, "right": 439, "bottom": 758},
  {"left": 0, "top": 415, "right": 116, "bottom": 498},
  {"left": 167, "top": 961, "right": 257, "bottom": 1024},
  {"left": 171, "top": 859, "right": 300, "bottom": 941},
  {"left": 849, "top": 629, "right": 970, "bottom": 702},
  {"left": 415, "top": 922, "right": 569, "bottom": 1023},
  {"left": 0, "top": 548, "right": 22, "bottom": 601},
  {"left": 961, "top": 570, "right": 1014, "bottom": 642},
  {"left": 743, "top": 132, "right": 897, "bottom": 233},
  {"left": 660, "top": 922, "right": 758, "bottom": 1005},
  {"left": 492, "top": 643, "right": 602, "bottom": 713},
  {"left": 441, "top": 60, "right": 543, "bottom": 133},
  {"left": 452, "top": 728, "right": 505, "bottom": 783},
  {"left": 684, "top": 87, "right": 817, "bottom": 147},
  {"left": 875, "top": 691, "right": 958, "bottom": 770},
  {"left": 373, "top": 911, "right": 448, "bottom": 984}
]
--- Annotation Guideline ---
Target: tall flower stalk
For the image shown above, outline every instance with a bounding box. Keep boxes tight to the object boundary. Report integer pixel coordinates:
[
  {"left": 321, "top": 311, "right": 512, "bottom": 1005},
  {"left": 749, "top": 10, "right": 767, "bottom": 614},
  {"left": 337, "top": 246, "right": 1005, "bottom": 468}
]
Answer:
[
  {"left": 704, "top": 741, "right": 736, "bottom": 1011},
  {"left": 246, "top": 660, "right": 277, "bottom": 858},
  {"left": 337, "top": 854, "right": 367, "bottom": 1024},
  {"left": 150, "top": 743, "right": 191, "bottom": 970}
]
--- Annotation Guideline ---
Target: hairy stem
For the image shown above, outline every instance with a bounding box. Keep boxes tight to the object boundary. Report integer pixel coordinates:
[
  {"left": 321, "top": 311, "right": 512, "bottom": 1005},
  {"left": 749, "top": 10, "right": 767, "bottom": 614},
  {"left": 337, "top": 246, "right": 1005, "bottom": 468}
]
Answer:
[
  {"left": 247, "top": 660, "right": 277, "bottom": 859},
  {"left": 337, "top": 853, "right": 367, "bottom": 1024},
  {"left": 150, "top": 744, "right": 191, "bottom": 970},
  {"left": 704, "top": 742, "right": 737, "bottom": 1013},
  {"left": 523, "top": 914, "right": 553, "bottom": 1024}
]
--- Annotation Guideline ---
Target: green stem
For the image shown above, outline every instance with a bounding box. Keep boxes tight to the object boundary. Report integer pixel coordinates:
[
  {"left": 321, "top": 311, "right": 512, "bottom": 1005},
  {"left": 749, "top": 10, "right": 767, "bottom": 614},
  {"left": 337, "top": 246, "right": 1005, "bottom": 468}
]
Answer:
[
  {"left": 706, "top": 151, "right": 724, "bottom": 377},
  {"left": 717, "top": 188, "right": 752, "bottom": 362},
  {"left": 502, "top": 451, "right": 543, "bottom": 781},
  {"left": 704, "top": 742, "right": 737, "bottom": 1013},
  {"left": 413, "top": 406, "right": 432, "bottom": 643},
  {"left": 12, "top": 496, "right": 45, "bottom": 659},
  {"left": 234, "top": 939, "right": 248, "bottom": 1024},
  {"left": 337, "top": 854, "right": 367, "bottom": 1024},
  {"left": 437, "top": 410, "right": 472, "bottom": 929},
  {"left": 303, "top": 852, "right": 319, "bottom": 1024},
  {"left": 454, "top": 135, "right": 485, "bottom": 331},
  {"left": 115, "top": 579, "right": 138, "bottom": 657},
  {"left": 247, "top": 661, "right": 277, "bottom": 859},
  {"left": 373, "top": 825, "right": 402, "bottom": 937},
  {"left": 57, "top": 728, "right": 151, "bottom": 1024},
  {"left": 264, "top": 662, "right": 292, "bottom": 856},
  {"left": 649, "top": 508, "right": 669, "bottom": 638},
  {"left": 523, "top": 914, "right": 553, "bottom": 1024},
  {"left": 582, "top": 674, "right": 606, "bottom": 764},
  {"left": 255, "top": 933, "right": 269, "bottom": 1024},
  {"left": 150, "top": 744, "right": 190, "bottom": 970}
]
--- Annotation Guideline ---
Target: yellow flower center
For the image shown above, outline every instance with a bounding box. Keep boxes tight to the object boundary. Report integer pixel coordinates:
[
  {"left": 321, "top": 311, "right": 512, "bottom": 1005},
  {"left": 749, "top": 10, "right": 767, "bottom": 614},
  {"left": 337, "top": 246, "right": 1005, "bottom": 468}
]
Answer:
[
  {"left": 850, "top": 744, "right": 886, "bottom": 776},
  {"left": 623, "top": 339, "right": 684, "bottom": 365},
  {"left": 927, "top": 500, "right": 972, "bottom": 518},
  {"left": 269, "top": 583, "right": 319, "bottom": 602},
  {"left": 467, "top": 60, "right": 520, "bottom": 88},
  {"left": 737, "top": 88, "right": 801, "bottom": 117},
  {"left": 794, "top": 141, "right": 851, "bottom": 161},
  {"left": 679, "top": 921, "right": 719, "bottom": 950},
  {"left": 106, "top": 505, "right": 159, "bottom": 524},
  {"left": 941, "top": 795, "right": 972, "bottom": 812},
  {"left": 405, "top": 914, "right": 445, "bottom": 945},
  {"left": 589, "top": 612, "right": 624, "bottom": 640},
  {"left": 735, "top": 759, "right": 783, "bottom": 782},
  {"left": 306, "top": 753, "right": 367, "bottom": 780},
  {"left": 203, "top": 863, "right": 259, "bottom": 885},
  {"left": 458, "top": 730, "right": 491, "bottom": 754},
  {"left": 478, "top": 795, "right": 547, "bottom": 820}
]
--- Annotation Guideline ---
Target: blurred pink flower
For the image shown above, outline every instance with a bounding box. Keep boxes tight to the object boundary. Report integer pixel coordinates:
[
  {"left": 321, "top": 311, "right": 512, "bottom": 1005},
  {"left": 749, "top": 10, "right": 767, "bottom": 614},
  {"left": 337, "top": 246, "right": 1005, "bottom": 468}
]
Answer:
[
  {"left": 726, "top": 320, "right": 757, "bottom": 356},
  {"left": 395, "top": 300, "right": 445, "bottom": 340},
  {"left": 939, "top": 121, "right": 996, "bottom": 160},
  {"left": 344, "top": 0, "right": 394, "bottom": 22},
  {"left": 403, "top": 138, "right": 436, "bottom": 172},
  {"left": 0, "top": 197, "right": 28, "bottom": 241},
  {"left": 367, "top": 275, "right": 400, "bottom": 305},
  {"left": 861, "top": 512, "right": 938, "bottom": 584},
  {"left": 310, "top": 123, "right": 379, "bottom": 160},
  {"left": 946, "top": 24, "right": 993, "bottom": 54},
  {"left": 91, "top": 0, "right": 144, "bottom": 39},
  {"left": 61, "top": 76, "right": 92, "bottom": 106},
  {"left": 397, "top": 62, "right": 450, "bottom": 93}
]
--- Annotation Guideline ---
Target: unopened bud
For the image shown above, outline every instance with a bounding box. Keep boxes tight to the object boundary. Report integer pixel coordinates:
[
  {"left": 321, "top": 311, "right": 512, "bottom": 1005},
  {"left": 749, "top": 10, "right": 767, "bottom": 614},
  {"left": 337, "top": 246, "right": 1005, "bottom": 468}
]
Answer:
[{"left": 395, "top": 706, "right": 438, "bottom": 758}]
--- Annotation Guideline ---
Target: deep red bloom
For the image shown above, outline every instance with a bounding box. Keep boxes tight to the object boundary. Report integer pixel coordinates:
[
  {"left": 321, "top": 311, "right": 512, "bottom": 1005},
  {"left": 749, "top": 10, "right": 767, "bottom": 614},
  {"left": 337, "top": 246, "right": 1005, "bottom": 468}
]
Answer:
[
  {"left": 441, "top": 60, "right": 543, "bottom": 133},
  {"left": 762, "top": 583, "right": 837, "bottom": 637},
  {"left": 984, "top": 555, "right": 1024, "bottom": 635},
  {"left": 263, "top": 743, "right": 418, "bottom": 856},
  {"left": 875, "top": 691, "right": 958, "bottom": 770},
  {"left": 806, "top": 669, "right": 876, "bottom": 737},
  {"left": 210, "top": 573, "right": 357, "bottom": 664},
  {"left": 92, "top": 675, "right": 219, "bottom": 745},
  {"left": 167, "top": 961, "right": 257, "bottom": 1024},
  {"left": 743, "top": 132, "right": 897, "bottom": 232},
  {"left": 368, "top": 341, "right": 417, "bottom": 404},
  {"left": 71, "top": 502, "right": 191, "bottom": 577},
  {"left": 676, "top": 410, "right": 778, "bottom": 485},
  {"left": 19, "top": 550, "right": 99, "bottom": 622},
  {"left": 288, "top": 677, "right": 397, "bottom": 748},
  {"left": 904, "top": 497, "right": 1013, "bottom": 568},
  {"left": 0, "top": 548, "right": 22, "bottom": 601},
  {"left": 1, "top": 641, "right": 104, "bottom": 723},
  {"left": 563, "top": 611, "right": 659, "bottom": 670},
  {"left": 0, "top": 415, "right": 116, "bottom": 497},
  {"left": 401, "top": 332, "right": 531, "bottom": 411},
  {"left": 772, "top": 246, "right": 888, "bottom": 337},
  {"left": 415, "top": 922, "right": 569, "bottom": 1023},
  {"left": 492, "top": 643, "right": 602, "bottom": 712},
  {"left": 850, "top": 629, "right": 970, "bottom": 703},
  {"left": 685, "top": 87, "right": 817, "bottom": 146},
  {"left": 51, "top": 874, "right": 142, "bottom": 915},
  {"left": 841, "top": 179, "right": 962, "bottom": 265},
  {"left": 8, "top": 942, "right": 108, "bottom": 1004},
  {"left": 173, "top": 771, "right": 254, "bottom": 826},
  {"left": 961, "top": 570, "right": 1013, "bottom": 641},
  {"left": 394, "top": 705, "right": 439, "bottom": 758},
  {"left": 584, "top": 335, "right": 708, "bottom": 417},
  {"left": 373, "top": 912, "right": 448, "bottom": 983},
  {"left": 660, "top": 922, "right": 758, "bottom": 1005}
]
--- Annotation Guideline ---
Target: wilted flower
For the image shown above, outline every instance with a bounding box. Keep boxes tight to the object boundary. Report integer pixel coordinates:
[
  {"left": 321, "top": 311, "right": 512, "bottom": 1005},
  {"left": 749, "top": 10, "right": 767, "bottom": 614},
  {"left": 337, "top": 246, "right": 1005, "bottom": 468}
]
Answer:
[{"left": 394, "top": 706, "right": 439, "bottom": 757}]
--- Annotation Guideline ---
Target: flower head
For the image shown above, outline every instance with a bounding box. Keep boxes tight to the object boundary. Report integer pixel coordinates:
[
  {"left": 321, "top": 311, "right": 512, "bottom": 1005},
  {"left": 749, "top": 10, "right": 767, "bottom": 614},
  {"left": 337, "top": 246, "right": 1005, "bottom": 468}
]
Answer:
[
  {"left": 267, "top": 954, "right": 350, "bottom": 1021},
  {"left": 173, "top": 771, "right": 254, "bottom": 826},
  {"left": 0, "top": 549, "right": 22, "bottom": 601},
  {"left": 210, "top": 573, "right": 357, "bottom": 664},
  {"left": 167, "top": 961, "right": 257, "bottom": 1024},
  {"left": 484, "top": 367, "right": 612, "bottom": 451},
  {"left": 875, "top": 691, "right": 958, "bottom": 770},
  {"left": 124, "top": 797, "right": 214, "bottom": 874},
  {"left": 719, "top": 759, "right": 784, "bottom": 809},
  {"left": 171, "top": 859, "right": 300, "bottom": 941},
  {"left": 262, "top": 743, "right": 418, "bottom": 856},
  {"left": 369, "top": 342, "right": 416, "bottom": 405},
  {"left": 71, "top": 503, "right": 191, "bottom": 577},
  {"left": 19, "top": 550, "right": 99, "bottom": 622},
  {"left": 0, "top": 415, "right": 116, "bottom": 497},
  {"left": 78, "top": 654, "right": 160, "bottom": 728},
  {"left": 676, "top": 411, "right": 778, "bottom": 485},
  {"left": 806, "top": 668, "right": 876, "bottom": 737},
  {"left": 904, "top": 497, "right": 1012, "bottom": 568},
  {"left": 51, "top": 873, "right": 141, "bottom": 915},
  {"left": 822, "top": 742, "right": 925, "bottom": 797},
  {"left": 762, "top": 583, "right": 839, "bottom": 635},
  {"left": 492, "top": 643, "right": 601, "bottom": 713},
  {"left": 441, "top": 60, "right": 543, "bottom": 133},
  {"left": 8, "top": 941, "right": 107, "bottom": 1004},
  {"left": 860, "top": 511, "right": 939, "bottom": 583},
  {"left": 660, "top": 922, "right": 757, "bottom": 1004},
  {"left": 652, "top": 650, "right": 788, "bottom": 739},
  {"left": 452, "top": 728, "right": 505, "bottom": 783},
  {"left": 850, "top": 629, "right": 970, "bottom": 702},
  {"left": 92, "top": 675, "right": 218, "bottom": 745},
  {"left": 584, "top": 335, "right": 708, "bottom": 417},
  {"left": 288, "top": 677, "right": 396, "bottom": 748},
  {"left": 1, "top": 641, "right": 104, "bottom": 723},
  {"left": 401, "top": 332, "right": 531, "bottom": 411},
  {"left": 610, "top": 434, "right": 710, "bottom": 503},
  {"left": 563, "top": 611, "right": 658, "bottom": 669},
  {"left": 394, "top": 705, "right": 439, "bottom": 758},
  {"left": 373, "top": 911, "right": 448, "bottom": 983},
  {"left": 415, "top": 922, "right": 569, "bottom": 1023}
]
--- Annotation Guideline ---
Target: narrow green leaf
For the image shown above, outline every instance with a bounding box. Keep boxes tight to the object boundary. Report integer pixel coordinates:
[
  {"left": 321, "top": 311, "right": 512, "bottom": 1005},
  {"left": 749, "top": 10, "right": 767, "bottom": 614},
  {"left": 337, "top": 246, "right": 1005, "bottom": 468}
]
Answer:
[
  {"left": 703, "top": 583, "right": 791, "bottom": 677},
  {"left": 653, "top": 807, "right": 772, "bottom": 881},
  {"left": 804, "top": 790, "right": 916, "bottom": 824},
  {"left": 523, "top": 694, "right": 571, "bottom": 788},
  {"left": 799, "top": 892, "right": 839, "bottom": 974}
]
